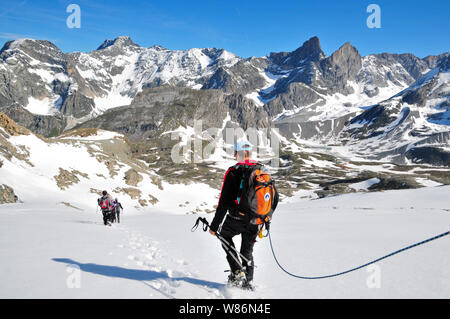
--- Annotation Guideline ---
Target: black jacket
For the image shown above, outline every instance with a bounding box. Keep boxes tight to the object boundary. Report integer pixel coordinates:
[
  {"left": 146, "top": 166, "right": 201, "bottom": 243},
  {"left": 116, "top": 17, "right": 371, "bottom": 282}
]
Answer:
[{"left": 210, "top": 160, "right": 278, "bottom": 232}]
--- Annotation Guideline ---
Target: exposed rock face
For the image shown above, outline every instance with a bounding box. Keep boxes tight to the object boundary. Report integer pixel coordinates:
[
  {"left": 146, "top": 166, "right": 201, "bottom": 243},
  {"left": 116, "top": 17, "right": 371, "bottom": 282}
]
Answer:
[
  {"left": 264, "top": 83, "right": 324, "bottom": 118},
  {"left": 261, "top": 37, "right": 327, "bottom": 109},
  {"left": 203, "top": 58, "right": 268, "bottom": 95},
  {"left": 0, "top": 39, "right": 70, "bottom": 115},
  {"left": 0, "top": 112, "right": 30, "bottom": 136},
  {"left": 0, "top": 104, "right": 66, "bottom": 136},
  {"left": 75, "top": 86, "right": 272, "bottom": 142},
  {"left": 269, "top": 36, "right": 325, "bottom": 70},
  {"left": 0, "top": 112, "right": 34, "bottom": 166},
  {"left": 0, "top": 184, "right": 18, "bottom": 204},
  {"left": 124, "top": 169, "right": 143, "bottom": 186},
  {"left": 59, "top": 91, "right": 95, "bottom": 118},
  {"left": 54, "top": 168, "right": 89, "bottom": 190},
  {"left": 276, "top": 112, "right": 357, "bottom": 140},
  {"left": 405, "top": 147, "right": 450, "bottom": 167},
  {"left": 97, "top": 36, "right": 139, "bottom": 51},
  {"left": 262, "top": 40, "right": 362, "bottom": 116},
  {"left": 318, "top": 42, "right": 362, "bottom": 94},
  {"left": 367, "top": 176, "right": 420, "bottom": 191},
  {"left": 113, "top": 187, "right": 141, "bottom": 200}
]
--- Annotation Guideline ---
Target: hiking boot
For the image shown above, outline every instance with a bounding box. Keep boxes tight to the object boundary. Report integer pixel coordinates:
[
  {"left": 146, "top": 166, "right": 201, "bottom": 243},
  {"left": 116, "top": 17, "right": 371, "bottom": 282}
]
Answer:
[
  {"left": 227, "top": 274, "right": 237, "bottom": 285},
  {"left": 241, "top": 279, "right": 254, "bottom": 291},
  {"left": 227, "top": 269, "right": 246, "bottom": 286}
]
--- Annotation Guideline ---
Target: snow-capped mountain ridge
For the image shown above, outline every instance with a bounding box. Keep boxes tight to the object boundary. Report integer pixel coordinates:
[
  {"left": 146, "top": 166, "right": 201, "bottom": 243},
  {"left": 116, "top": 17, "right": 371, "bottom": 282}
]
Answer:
[
  {"left": 0, "top": 37, "right": 241, "bottom": 119},
  {"left": 0, "top": 36, "right": 448, "bottom": 166},
  {"left": 2, "top": 36, "right": 445, "bottom": 122}
]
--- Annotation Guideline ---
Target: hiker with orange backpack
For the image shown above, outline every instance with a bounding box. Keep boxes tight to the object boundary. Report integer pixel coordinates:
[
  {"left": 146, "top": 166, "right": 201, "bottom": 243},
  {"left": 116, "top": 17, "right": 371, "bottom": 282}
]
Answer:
[
  {"left": 97, "top": 190, "right": 115, "bottom": 226},
  {"left": 209, "top": 141, "right": 278, "bottom": 290}
]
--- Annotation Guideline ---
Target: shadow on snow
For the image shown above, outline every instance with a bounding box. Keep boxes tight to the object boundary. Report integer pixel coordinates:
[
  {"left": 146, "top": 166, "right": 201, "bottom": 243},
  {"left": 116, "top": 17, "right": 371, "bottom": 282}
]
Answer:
[{"left": 52, "top": 258, "right": 225, "bottom": 297}]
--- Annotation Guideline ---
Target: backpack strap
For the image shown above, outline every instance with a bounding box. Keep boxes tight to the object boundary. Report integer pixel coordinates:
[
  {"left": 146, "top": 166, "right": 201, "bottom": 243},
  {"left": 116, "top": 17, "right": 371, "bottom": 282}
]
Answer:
[
  {"left": 234, "top": 164, "right": 248, "bottom": 205},
  {"left": 234, "top": 162, "right": 263, "bottom": 205}
]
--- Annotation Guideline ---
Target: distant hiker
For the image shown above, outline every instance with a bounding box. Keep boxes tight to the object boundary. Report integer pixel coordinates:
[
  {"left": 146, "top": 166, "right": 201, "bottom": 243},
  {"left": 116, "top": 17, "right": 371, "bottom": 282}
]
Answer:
[
  {"left": 209, "top": 141, "right": 279, "bottom": 290},
  {"left": 97, "top": 190, "right": 114, "bottom": 226},
  {"left": 113, "top": 198, "right": 123, "bottom": 223}
]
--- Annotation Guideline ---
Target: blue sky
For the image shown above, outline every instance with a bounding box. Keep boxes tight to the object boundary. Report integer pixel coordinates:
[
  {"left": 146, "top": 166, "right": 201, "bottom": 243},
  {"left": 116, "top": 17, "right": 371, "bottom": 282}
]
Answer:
[{"left": 0, "top": 0, "right": 448, "bottom": 58}]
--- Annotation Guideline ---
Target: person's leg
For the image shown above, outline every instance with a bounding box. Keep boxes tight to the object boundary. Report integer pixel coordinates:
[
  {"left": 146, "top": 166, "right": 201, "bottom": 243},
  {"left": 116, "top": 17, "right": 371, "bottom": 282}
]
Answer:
[
  {"left": 218, "top": 217, "right": 242, "bottom": 274},
  {"left": 240, "top": 225, "right": 258, "bottom": 282},
  {"left": 102, "top": 212, "right": 107, "bottom": 225}
]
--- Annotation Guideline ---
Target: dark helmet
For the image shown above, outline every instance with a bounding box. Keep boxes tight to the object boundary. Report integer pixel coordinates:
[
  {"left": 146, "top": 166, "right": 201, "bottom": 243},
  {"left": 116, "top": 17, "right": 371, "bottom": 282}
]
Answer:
[{"left": 102, "top": 190, "right": 107, "bottom": 196}]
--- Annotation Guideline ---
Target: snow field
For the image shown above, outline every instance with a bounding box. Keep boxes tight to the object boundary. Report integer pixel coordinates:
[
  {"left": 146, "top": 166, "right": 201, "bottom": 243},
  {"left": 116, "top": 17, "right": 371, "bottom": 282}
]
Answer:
[{"left": 1, "top": 185, "right": 449, "bottom": 298}]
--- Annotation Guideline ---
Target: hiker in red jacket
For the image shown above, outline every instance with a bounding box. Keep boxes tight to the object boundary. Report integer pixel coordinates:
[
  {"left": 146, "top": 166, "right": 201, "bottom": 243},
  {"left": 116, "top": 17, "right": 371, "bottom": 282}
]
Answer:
[
  {"left": 209, "top": 141, "right": 278, "bottom": 290},
  {"left": 98, "top": 190, "right": 114, "bottom": 226}
]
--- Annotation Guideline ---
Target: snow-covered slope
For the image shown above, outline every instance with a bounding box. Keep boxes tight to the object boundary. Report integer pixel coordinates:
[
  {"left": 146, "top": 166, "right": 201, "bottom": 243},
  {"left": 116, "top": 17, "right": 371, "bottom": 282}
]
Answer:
[
  {"left": 73, "top": 37, "right": 240, "bottom": 113},
  {"left": 0, "top": 110, "right": 449, "bottom": 299},
  {"left": 0, "top": 113, "right": 218, "bottom": 213},
  {"left": 340, "top": 56, "right": 450, "bottom": 165},
  {"left": 0, "top": 185, "right": 449, "bottom": 298}
]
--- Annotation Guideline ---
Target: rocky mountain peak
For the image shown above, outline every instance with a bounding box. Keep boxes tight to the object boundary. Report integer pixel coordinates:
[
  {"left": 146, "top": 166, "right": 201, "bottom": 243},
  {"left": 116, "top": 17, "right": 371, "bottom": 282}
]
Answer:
[
  {"left": 96, "top": 36, "right": 139, "bottom": 50},
  {"left": 330, "top": 41, "right": 361, "bottom": 62},
  {"left": 1, "top": 38, "right": 62, "bottom": 56},
  {"left": 318, "top": 41, "right": 362, "bottom": 92},
  {"left": 0, "top": 38, "right": 66, "bottom": 66},
  {"left": 150, "top": 44, "right": 168, "bottom": 51},
  {"left": 269, "top": 36, "right": 325, "bottom": 68},
  {"left": 292, "top": 36, "right": 324, "bottom": 60},
  {"left": 439, "top": 54, "right": 450, "bottom": 71}
]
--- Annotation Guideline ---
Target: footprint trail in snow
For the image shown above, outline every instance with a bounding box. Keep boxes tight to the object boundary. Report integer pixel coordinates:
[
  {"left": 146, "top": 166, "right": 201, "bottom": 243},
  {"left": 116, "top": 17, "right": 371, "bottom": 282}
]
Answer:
[{"left": 113, "top": 224, "right": 228, "bottom": 298}]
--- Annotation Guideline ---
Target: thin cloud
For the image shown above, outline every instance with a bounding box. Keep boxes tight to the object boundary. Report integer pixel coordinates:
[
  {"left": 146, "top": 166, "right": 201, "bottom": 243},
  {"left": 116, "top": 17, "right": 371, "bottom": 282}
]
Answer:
[{"left": 0, "top": 0, "right": 27, "bottom": 17}]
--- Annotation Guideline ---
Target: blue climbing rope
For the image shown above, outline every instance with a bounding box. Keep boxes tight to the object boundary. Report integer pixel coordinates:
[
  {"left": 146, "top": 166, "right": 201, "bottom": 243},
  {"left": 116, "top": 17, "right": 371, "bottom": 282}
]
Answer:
[{"left": 268, "top": 229, "right": 450, "bottom": 279}]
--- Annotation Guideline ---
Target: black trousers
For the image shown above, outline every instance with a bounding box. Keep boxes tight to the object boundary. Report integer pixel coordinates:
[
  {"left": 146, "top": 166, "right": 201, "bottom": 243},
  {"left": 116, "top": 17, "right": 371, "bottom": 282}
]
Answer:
[
  {"left": 102, "top": 211, "right": 112, "bottom": 225},
  {"left": 219, "top": 216, "right": 259, "bottom": 281}
]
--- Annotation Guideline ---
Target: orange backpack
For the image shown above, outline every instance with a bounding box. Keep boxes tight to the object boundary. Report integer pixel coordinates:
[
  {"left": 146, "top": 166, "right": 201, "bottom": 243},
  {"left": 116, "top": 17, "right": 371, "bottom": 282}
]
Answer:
[{"left": 235, "top": 163, "right": 277, "bottom": 225}]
